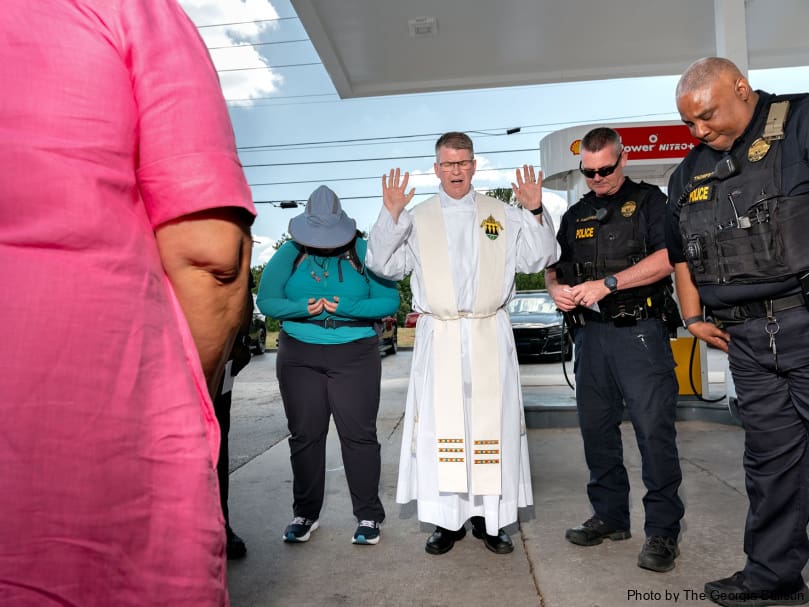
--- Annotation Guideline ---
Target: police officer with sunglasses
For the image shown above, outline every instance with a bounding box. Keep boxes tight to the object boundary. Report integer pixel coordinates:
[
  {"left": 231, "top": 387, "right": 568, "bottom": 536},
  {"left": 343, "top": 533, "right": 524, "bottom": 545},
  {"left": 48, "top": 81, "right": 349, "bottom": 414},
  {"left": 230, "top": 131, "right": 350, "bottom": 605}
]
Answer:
[{"left": 546, "top": 127, "right": 684, "bottom": 574}]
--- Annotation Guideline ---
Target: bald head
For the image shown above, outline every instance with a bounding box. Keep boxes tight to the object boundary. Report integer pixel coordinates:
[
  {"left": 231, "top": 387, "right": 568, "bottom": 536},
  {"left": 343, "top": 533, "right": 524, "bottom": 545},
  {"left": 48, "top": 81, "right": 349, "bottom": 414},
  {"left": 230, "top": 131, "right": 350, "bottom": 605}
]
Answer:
[
  {"left": 675, "top": 56, "right": 757, "bottom": 151},
  {"left": 676, "top": 57, "right": 745, "bottom": 99}
]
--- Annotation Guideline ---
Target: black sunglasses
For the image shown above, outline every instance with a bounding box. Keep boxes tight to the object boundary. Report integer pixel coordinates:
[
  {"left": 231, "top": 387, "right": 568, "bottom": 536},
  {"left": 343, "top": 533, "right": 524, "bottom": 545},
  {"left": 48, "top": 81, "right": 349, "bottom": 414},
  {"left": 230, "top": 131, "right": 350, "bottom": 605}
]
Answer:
[{"left": 579, "top": 151, "right": 623, "bottom": 179}]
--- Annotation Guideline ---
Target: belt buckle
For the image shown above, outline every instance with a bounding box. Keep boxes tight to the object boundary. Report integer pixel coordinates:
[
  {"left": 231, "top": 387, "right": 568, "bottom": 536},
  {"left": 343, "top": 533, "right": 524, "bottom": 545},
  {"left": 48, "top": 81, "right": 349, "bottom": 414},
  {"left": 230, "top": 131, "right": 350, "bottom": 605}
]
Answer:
[
  {"left": 611, "top": 305, "right": 638, "bottom": 327},
  {"left": 323, "top": 318, "right": 337, "bottom": 329}
]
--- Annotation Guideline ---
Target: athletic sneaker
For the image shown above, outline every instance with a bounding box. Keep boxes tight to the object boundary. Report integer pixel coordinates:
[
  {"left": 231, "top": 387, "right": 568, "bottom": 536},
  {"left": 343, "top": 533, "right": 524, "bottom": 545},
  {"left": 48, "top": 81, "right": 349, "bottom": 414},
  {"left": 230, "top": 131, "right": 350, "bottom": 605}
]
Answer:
[
  {"left": 282, "top": 517, "right": 319, "bottom": 543},
  {"left": 352, "top": 520, "right": 381, "bottom": 545}
]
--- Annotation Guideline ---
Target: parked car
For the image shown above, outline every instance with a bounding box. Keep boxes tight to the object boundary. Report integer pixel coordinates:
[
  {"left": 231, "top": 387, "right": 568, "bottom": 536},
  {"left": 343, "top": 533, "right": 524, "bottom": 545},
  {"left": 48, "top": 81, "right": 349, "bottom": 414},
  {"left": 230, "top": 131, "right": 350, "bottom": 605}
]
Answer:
[
  {"left": 404, "top": 311, "right": 420, "bottom": 328},
  {"left": 378, "top": 315, "right": 398, "bottom": 355},
  {"left": 507, "top": 290, "right": 572, "bottom": 361},
  {"left": 247, "top": 296, "right": 267, "bottom": 355}
]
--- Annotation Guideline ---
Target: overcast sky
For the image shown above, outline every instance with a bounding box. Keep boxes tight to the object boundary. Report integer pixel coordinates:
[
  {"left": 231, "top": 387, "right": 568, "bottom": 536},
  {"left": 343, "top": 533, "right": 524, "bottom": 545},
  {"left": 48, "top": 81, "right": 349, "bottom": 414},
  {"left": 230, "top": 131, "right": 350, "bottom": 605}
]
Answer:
[{"left": 178, "top": 0, "right": 809, "bottom": 267}]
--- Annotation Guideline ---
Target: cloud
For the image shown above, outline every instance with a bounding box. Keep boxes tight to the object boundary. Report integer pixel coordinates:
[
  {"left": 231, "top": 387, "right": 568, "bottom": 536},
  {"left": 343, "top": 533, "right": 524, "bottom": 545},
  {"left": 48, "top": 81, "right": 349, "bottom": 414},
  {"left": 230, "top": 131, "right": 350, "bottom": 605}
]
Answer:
[
  {"left": 471, "top": 155, "right": 517, "bottom": 187},
  {"left": 405, "top": 168, "right": 439, "bottom": 189},
  {"left": 178, "top": 0, "right": 283, "bottom": 104},
  {"left": 251, "top": 234, "right": 277, "bottom": 266}
]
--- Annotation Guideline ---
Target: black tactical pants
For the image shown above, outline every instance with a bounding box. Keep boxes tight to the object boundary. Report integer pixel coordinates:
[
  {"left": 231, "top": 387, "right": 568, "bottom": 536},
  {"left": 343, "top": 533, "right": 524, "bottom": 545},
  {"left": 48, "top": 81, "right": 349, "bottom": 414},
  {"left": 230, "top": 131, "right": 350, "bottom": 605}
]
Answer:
[
  {"left": 726, "top": 306, "right": 809, "bottom": 589},
  {"left": 574, "top": 317, "right": 684, "bottom": 539}
]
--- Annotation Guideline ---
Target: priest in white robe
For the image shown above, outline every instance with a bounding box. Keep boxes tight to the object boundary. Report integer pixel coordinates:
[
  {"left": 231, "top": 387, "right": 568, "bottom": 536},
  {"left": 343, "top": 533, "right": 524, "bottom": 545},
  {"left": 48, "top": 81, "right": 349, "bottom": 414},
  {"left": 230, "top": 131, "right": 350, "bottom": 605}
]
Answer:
[{"left": 365, "top": 131, "right": 558, "bottom": 555}]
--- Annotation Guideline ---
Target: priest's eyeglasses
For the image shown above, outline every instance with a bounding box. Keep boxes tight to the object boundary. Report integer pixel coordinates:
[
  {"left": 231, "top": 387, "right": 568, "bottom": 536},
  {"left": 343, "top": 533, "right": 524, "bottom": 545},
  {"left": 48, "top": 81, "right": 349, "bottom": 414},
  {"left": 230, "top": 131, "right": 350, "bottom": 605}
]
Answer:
[
  {"left": 579, "top": 151, "right": 623, "bottom": 178},
  {"left": 438, "top": 159, "right": 474, "bottom": 171}
]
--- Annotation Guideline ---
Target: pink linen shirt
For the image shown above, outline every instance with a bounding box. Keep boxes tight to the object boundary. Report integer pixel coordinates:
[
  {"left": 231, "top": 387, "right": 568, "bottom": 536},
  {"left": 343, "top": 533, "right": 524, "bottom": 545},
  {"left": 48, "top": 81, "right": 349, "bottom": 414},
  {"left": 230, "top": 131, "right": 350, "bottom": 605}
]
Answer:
[{"left": 0, "top": 1, "right": 255, "bottom": 605}]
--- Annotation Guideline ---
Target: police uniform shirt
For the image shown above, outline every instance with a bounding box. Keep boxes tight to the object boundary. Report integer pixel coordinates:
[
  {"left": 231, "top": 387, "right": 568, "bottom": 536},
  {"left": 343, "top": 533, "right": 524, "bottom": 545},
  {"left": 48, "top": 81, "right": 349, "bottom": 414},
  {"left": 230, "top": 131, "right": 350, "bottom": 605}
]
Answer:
[
  {"left": 557, "top": 177, "right": 668, "bottom": 274},
  {"left": 665, "top": 91, "right": 809, "bottom": 308}
]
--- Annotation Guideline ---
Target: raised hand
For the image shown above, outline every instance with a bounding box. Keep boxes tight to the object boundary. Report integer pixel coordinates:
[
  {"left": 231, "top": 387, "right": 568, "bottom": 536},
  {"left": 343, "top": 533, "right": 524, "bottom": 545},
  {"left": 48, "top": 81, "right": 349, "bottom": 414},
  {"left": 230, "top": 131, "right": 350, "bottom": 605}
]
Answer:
[
  {"left": 382, "top": 168, "right": 415, "bottom": 222},
  {"left": 511, "top": 165, "right": 543, "bottom": 213}
]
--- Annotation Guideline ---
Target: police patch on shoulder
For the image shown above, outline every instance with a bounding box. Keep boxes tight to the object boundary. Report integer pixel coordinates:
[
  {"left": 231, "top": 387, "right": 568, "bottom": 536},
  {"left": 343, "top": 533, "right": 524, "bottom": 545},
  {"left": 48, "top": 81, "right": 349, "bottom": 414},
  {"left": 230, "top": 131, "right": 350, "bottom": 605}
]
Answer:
[
  {"left": 480, "top": 214, "right": 503, "bottom": 240},
  {"left": 748, "top": 137, "right": 771, "bottom": 162},
  {"left": 620, "top": 201, "right": 636, "bottom": 218}
]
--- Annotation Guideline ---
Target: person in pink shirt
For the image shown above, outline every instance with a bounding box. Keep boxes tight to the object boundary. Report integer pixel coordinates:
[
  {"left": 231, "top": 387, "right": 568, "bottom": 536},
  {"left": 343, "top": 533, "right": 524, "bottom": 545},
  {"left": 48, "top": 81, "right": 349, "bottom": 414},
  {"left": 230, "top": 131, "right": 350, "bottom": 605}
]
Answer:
[{"left": 0, "top": 1, "right": 255, "bottom": 605}]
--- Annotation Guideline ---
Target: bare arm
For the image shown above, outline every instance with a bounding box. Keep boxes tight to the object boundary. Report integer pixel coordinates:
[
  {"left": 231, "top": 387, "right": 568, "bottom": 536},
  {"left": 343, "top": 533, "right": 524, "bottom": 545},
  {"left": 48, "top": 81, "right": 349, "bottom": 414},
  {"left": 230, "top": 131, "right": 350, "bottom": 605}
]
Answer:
[
  {"left": 568, "top": 249, "right": 673, "bottom": 307},
  {"left": 155, "top": 207, "right": 253, "bottom": 398},
  {"left": 674, "top": 261, "right": 730, "bottom": 352}
]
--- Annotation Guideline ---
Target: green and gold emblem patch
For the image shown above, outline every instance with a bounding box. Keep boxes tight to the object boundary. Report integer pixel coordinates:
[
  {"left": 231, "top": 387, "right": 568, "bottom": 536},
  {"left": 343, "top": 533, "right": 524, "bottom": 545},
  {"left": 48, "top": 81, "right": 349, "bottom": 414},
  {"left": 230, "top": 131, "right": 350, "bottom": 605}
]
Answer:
[{"left": 480, "top": 214, "right": 503, "bottom": 240}]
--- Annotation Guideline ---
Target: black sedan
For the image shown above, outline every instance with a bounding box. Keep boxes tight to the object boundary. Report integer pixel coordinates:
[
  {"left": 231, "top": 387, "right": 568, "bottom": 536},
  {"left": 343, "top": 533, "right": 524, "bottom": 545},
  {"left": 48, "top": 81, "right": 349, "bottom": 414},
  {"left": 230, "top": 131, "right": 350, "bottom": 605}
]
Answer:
[
  {"left": 247, "top": 296, "right": 267, "bottom": 355},
  {"left": 507, "top": 290, "right": 572, "bottom": 361},
  {"left": 378, "top": 315, "right": 398, "bottom": 355}
]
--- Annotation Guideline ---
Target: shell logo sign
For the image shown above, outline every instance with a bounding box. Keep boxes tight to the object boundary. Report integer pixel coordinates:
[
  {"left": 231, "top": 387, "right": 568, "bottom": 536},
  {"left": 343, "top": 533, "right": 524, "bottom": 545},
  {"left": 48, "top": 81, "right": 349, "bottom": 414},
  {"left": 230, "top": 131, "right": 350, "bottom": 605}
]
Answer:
[{"left": 569, "top": 125, "right": 698, "bottom": 160}]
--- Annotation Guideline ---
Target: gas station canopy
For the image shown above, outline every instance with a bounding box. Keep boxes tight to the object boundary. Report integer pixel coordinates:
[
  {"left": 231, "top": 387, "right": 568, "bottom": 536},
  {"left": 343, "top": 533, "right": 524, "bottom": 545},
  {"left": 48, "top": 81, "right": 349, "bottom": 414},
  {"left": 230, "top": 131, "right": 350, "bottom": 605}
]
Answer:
[{"left": 291, "top": 0, "right": 809, "bottom": 99}]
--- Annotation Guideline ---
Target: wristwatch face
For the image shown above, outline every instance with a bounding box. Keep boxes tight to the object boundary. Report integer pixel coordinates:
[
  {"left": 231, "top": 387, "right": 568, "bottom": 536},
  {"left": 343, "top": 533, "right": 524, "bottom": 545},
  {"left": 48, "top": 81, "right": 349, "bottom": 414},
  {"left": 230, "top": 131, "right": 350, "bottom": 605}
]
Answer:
[{"left": 604, "top": 275, "right": 618, "bottom": 292}]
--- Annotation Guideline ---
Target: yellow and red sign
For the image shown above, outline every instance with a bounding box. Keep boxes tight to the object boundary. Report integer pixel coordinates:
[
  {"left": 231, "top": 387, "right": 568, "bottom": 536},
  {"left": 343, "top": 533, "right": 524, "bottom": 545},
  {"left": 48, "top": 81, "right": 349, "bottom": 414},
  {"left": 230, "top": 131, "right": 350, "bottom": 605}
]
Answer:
[{"left": 570, "top": 125, "right": 699, "bottom": 161}]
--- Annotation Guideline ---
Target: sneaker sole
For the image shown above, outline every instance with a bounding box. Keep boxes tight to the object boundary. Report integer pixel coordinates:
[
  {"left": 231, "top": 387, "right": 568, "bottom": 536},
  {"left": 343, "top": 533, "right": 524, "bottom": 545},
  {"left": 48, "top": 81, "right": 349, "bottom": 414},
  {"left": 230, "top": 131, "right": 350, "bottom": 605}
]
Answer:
[
  {"left": 352, "top": 534, "right": 380, "bottom": 545},
  {"left": 565, "top": 529, "right": 631, "bottom": 546},
  {"left": 282, "top": 520, "right": 319, "bottom": 543}
]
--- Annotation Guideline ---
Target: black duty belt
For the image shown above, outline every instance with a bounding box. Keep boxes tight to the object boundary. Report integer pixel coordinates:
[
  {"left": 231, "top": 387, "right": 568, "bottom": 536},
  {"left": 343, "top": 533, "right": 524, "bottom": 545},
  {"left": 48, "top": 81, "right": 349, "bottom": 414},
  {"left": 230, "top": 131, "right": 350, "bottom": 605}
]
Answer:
[
  {"left": 712, "top": 293, "right": 806, "bottom": 323},
  {"left": 293, "top": 318, "right": 377, "bottom": 329},
  {"left": 572, "top": 304, "right": 661, "bottom": 328}
]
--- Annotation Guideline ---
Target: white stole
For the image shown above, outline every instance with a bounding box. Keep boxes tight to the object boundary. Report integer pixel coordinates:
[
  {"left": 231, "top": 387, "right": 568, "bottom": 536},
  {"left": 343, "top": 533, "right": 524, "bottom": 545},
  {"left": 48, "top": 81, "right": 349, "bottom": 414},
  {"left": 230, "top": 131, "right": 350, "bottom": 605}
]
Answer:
[{"left": 413, "top": 194, "right": 506, "bottom": 495}]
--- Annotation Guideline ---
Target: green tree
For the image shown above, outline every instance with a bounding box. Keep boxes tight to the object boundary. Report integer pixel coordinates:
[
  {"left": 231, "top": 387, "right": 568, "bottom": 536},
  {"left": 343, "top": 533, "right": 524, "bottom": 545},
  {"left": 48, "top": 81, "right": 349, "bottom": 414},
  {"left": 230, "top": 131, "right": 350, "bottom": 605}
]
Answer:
[
  {"left": 486, "top": 186, "right": 517, "bottom": 206},
  {"left": 485, "top": 188, "right": 547, "bottom": 291},
  {"left": 250, "top": 263, "right": 265, "bottom": 295},
  {"left": 251, "top": 233, "right": 292, "bottom": 332},
  {"left": 395, "top": 274, "right": 412, "bottom": 326}
]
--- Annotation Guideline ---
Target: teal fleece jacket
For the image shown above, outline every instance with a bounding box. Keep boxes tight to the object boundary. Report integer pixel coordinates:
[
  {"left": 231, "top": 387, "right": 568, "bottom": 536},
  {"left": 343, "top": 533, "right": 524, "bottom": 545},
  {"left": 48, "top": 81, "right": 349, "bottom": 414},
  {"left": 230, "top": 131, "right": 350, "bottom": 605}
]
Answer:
[{"left": 256, "top": 237, "right": 400, "bottom": 345}]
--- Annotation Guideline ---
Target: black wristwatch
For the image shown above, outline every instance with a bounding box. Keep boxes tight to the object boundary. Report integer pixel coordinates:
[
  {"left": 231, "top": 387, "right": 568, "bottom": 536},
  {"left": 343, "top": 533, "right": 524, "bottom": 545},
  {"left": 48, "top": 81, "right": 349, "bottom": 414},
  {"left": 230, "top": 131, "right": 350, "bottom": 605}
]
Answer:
[
  {"left": 604, "top": 275, "right": 618, "bottom": 293},
  {"left": 529, "top": 206, "right": 543, "bottom": 216}
]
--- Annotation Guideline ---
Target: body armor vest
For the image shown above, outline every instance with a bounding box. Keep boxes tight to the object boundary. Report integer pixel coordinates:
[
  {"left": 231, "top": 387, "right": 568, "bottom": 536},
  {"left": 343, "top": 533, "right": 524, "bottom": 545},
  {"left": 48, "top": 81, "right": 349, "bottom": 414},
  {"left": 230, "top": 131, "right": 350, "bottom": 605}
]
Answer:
[
  {"left": 556, "top": 181, "right": 670, "bottom": 314},
  {"left": 679, "top": 95, "right": 809, "bottom": 286}
]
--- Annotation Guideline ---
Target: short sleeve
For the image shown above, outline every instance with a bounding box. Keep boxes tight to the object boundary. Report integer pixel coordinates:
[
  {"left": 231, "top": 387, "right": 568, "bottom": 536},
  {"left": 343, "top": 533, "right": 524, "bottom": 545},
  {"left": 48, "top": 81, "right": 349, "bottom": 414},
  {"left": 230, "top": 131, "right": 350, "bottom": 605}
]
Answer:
[{"left": 122, "top": 0, "right": 255, "bottom": 226}]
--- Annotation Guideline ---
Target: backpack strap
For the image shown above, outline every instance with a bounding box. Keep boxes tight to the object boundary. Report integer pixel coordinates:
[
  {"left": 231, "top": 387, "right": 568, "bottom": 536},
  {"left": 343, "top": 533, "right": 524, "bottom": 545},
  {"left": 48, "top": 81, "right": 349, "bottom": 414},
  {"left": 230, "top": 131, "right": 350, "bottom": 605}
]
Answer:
[{"left": 292, "top": 236, "right": 366, "bottom": 283}]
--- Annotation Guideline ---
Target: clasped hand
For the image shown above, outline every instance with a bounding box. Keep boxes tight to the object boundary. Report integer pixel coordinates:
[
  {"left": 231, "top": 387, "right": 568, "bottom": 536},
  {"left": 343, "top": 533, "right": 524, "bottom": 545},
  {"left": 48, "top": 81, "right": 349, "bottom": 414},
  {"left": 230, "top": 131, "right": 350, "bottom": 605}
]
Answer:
[
  {"left": 549, "top": 281, "right": 609, "bottom": 311},
  {"left": 308, "top": 296, "right": 339, "bottom": 315}
]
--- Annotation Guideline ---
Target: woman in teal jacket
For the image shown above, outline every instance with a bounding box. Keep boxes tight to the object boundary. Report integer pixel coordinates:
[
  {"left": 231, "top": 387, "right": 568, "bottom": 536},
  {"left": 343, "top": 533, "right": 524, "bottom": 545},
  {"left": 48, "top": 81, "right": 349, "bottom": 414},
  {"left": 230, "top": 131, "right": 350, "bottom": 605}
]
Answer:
[{"left": 257, "top": 185, "right": 399, "bottom": 547}]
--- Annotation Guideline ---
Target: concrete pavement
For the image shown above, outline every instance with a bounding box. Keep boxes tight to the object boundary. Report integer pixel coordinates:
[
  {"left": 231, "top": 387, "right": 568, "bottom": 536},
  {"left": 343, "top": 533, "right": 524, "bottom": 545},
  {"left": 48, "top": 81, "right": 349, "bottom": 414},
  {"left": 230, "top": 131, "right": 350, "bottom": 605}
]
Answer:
[{"left": 223, "top": 355, "right": 794, "bottom": 607}]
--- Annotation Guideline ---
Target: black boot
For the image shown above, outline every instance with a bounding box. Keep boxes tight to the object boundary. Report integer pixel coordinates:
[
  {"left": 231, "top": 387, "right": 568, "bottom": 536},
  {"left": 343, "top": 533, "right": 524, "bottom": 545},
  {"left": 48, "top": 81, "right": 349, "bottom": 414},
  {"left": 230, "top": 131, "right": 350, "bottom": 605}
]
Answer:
[
  {"left": 425, "top": 526, "right": 466, "bottom": 555},
  {"left": 470, "top": 516, "right": 514, "bottom": 554}
]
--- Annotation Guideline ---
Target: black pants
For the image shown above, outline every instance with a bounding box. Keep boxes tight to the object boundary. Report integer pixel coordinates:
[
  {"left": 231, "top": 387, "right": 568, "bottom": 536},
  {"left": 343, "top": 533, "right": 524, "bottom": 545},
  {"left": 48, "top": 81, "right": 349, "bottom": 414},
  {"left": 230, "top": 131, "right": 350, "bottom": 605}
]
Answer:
[
  {"left": 213, "top": 387, "right": 233, "bottom": 525},
  {"left": 276, "top": 332, "right": 385, "bottom": 523},
  {"left": 726, "top": 306, "right": 809, "bottom": 588},
  {"left": 573, "top": 318, "right": 684, "bottom": 538}
]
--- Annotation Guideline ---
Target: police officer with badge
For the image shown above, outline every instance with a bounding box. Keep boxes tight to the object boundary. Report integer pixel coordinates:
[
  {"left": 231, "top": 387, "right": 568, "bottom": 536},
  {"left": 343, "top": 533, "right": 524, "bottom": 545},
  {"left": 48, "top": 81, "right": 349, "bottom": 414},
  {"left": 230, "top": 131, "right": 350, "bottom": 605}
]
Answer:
[
  {"left": 547, "top": 127, "right": 684, "bottom": 573},
  {"left": 666, "top": 57, "right": 809, "bottom": 607}
]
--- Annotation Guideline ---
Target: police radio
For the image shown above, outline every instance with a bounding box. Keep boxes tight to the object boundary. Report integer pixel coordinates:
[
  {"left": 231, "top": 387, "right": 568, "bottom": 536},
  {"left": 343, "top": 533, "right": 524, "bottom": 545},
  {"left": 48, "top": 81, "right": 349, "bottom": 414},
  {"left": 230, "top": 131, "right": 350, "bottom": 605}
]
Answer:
[{"left": 675, "top": 156, "right": 739, "bottom": 208}]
